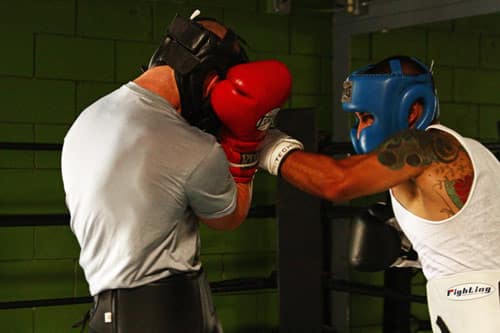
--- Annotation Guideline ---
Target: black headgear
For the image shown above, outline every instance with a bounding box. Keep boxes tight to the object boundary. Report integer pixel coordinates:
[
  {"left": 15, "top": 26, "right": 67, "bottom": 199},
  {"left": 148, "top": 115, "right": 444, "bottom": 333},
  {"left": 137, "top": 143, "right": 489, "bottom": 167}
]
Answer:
[{"left": 147, "top": 13, "right": 249, "bottom": 135}]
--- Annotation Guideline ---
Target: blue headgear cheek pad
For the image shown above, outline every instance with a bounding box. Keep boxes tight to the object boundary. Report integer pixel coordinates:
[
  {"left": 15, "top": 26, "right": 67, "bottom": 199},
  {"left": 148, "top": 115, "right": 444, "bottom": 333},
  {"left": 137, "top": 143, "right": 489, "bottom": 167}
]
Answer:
[
  {"left": 350, "top": 123, "right": 388, "bottom": 154},
  {"left": 343, "top": 76, "right": 400, "bottom": 154},
  {"left": 346, "top": 101, "right": 391, "bottom": 154}
]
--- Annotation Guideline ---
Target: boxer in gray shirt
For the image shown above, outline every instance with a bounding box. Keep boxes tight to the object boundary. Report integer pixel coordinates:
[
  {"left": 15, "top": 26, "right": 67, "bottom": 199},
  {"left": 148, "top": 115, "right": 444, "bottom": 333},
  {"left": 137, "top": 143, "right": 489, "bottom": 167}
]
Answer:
[
  {"left": 62, "top": 12, "right": 292, "bottom": 333},
  {"left": 63, "top": 82, "right": 237, "bottom": 296}
]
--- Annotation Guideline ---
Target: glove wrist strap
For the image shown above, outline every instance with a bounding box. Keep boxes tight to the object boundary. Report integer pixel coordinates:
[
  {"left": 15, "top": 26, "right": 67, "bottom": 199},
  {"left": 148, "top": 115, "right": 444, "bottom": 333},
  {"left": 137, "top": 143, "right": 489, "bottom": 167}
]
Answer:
[
  {"left": 221, "top": 141, "right": 259, "bottom": 183},
  {"left": 266, "top": 140, "right": 304, "bottom": 176}
]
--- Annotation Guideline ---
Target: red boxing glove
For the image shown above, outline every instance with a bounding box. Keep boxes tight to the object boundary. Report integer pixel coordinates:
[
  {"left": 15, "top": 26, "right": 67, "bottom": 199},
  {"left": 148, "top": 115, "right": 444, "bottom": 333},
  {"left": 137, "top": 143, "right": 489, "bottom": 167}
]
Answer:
[{"left": 210, "top": 60, "right": 292, "bottom": 183}]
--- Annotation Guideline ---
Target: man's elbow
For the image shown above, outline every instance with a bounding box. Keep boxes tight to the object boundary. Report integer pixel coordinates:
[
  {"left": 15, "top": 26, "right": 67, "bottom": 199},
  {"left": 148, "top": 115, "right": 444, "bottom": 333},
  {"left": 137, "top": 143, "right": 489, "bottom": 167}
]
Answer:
[
  {"left": 317, "top": 176, "right": 352, "bottom": 203},
  {"left": 227, "top": 207, "right": 248, "bottom": 230}
]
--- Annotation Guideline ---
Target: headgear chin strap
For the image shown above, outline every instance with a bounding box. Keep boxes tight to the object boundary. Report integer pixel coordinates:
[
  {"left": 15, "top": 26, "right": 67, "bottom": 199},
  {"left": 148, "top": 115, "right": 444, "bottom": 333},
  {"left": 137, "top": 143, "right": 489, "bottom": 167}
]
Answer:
[
  {"left": 147, "top": 12, "right": 248, "bottom": 135},
  {"left": 341, "top": 57, "right": 439, "bottom": 154}
]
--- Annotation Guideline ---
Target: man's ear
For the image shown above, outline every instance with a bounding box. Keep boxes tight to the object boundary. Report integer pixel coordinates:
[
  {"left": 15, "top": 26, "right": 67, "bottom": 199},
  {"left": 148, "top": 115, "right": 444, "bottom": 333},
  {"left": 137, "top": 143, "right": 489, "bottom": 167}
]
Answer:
[
  {"left": 202, "top": 71, "right": 220, "bottom": 98},
  {"left": 408, "top": 101, "right": 424, "bottom": 128}
]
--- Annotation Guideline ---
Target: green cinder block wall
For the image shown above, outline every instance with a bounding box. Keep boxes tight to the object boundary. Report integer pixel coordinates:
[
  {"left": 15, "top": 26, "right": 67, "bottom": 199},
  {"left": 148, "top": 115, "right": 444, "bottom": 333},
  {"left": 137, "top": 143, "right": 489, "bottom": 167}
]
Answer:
[
  {"left": 349, "top": 12, "right": 500, "bottom": 333},
  {"left": 0, "top": 0, "right": 332, "bottom": 332},
  {"left": 3, "top": 1, "right": 498, "bottom": 332}
]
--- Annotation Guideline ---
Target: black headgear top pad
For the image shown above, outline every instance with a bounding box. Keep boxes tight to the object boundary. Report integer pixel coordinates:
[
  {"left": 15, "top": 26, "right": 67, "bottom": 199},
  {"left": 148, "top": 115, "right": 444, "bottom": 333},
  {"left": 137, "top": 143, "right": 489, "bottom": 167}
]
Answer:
[{"left": 148, "top": 14, "right": 248, "bottom": 135}]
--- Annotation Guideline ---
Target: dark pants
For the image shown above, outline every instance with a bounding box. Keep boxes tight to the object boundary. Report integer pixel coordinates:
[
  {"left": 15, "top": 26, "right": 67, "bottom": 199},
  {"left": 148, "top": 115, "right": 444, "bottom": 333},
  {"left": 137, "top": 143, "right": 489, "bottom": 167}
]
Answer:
[{"left": 87, "top": 269, "right": 222, "bottom": 333}]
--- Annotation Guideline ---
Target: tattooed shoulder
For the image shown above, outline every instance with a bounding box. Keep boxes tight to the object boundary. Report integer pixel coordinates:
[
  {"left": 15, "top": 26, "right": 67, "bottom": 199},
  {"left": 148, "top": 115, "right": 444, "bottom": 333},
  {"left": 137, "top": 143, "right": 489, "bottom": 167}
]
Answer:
[{"left": 376, "top": 129, "right": 461, "bottom": 170}]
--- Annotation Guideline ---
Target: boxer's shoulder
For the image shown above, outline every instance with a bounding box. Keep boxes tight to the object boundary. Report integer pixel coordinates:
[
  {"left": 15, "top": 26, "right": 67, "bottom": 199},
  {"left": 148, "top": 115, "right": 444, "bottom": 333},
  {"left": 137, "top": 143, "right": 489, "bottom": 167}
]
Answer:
[{"left": 385, "top": 128, "right": 474, "bottom": 219}]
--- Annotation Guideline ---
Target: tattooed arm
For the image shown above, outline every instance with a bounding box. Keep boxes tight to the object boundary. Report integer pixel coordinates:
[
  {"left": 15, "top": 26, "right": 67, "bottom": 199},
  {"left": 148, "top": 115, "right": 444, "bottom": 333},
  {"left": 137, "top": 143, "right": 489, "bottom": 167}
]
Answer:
[{"left": 278, "top": 129, "right": 472, "bottom": 204}]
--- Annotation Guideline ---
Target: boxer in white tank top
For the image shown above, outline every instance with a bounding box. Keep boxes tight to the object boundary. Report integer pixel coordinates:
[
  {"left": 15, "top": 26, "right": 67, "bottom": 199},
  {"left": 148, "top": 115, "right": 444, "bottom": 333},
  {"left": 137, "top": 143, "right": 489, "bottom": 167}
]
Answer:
[
  {"left": 391, "top": 124, "right": 500, "bottom": 333},
  {"left": 256, "top": 55, "right": 500, "bottom": 333}
]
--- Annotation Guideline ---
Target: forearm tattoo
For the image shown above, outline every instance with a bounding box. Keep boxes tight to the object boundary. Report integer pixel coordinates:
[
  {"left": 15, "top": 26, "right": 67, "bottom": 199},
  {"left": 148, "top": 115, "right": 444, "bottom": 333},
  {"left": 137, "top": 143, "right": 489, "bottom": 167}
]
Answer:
[{"left": 377, "top": 129, "right": 472, "bottom": 211}]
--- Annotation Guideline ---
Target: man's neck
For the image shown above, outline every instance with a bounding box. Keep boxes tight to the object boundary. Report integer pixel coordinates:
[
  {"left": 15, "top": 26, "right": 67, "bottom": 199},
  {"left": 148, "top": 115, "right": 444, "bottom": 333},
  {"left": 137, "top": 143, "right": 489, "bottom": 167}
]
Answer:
[{"left": 134, "top": 66, "right": 181, "bottom": 112}]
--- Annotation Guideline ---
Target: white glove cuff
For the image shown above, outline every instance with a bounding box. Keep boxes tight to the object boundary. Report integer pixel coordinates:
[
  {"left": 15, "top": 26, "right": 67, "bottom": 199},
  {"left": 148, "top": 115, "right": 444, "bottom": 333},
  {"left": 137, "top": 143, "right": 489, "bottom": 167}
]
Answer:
[{"left": 260, "top": 136, "right": 304, "bottom": 176}]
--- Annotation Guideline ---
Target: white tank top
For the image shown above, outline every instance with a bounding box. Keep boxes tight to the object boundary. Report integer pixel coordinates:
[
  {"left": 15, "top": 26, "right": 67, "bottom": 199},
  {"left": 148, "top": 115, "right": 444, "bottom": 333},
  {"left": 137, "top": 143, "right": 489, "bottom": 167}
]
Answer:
[{"left": 390, "top": 124, "right": 500, "bottom": 281}]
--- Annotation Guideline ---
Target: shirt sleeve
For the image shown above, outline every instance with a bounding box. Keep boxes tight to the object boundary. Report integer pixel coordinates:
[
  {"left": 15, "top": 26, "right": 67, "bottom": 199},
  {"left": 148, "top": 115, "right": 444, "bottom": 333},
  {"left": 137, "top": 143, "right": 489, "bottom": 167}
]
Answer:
[{"left": 185, "top": 143, "right": 237, "bottom": 219}]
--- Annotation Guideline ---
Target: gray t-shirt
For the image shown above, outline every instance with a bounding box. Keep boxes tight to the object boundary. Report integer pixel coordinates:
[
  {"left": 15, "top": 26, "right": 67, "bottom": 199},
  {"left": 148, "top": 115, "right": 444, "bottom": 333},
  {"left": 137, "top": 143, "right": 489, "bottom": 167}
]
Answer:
[{"left": 61, "top": 82, "right": 236, "bottom": 295}]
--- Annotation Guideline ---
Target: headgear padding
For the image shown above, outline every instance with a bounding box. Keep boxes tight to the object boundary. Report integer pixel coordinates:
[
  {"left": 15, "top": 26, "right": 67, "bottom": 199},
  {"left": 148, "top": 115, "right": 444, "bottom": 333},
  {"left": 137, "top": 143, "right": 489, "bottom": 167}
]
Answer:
[{"left": 148, "top": 13, "right": 248, "bottom": 135}]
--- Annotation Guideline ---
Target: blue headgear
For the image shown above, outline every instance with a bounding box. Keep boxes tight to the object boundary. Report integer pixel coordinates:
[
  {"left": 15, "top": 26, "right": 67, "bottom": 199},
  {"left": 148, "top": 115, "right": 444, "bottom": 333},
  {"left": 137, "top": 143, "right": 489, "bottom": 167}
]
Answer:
[{"left": 341, "top": 57, "right": 439, "bottom": 154}]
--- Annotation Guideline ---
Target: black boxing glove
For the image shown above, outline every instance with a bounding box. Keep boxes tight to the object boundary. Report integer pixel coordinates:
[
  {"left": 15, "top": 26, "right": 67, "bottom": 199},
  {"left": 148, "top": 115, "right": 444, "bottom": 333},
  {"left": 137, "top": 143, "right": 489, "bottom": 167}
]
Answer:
[{"left": 349, "top": 202, "right": 420, "bottom": 272}]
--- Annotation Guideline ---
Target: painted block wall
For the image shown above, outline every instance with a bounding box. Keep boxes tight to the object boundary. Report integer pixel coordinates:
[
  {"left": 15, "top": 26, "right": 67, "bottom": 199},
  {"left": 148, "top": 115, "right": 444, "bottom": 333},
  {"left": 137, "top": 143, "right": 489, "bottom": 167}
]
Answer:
[
  {"left": 0, "top": 0, "right": 332, "bottom": 332},
  {"left": 4, "top": 1, "right": 497, "bottom": 332},
  {"left": 349, "top": 12, "right": 500, "bottom": 333}
]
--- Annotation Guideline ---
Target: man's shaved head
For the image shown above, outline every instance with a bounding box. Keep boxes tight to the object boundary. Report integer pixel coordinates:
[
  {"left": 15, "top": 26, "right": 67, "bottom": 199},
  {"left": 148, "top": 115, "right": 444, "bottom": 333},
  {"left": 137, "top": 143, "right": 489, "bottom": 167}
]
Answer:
[{"left": 197, "top": 20, "right": 228, "bottom": 39}]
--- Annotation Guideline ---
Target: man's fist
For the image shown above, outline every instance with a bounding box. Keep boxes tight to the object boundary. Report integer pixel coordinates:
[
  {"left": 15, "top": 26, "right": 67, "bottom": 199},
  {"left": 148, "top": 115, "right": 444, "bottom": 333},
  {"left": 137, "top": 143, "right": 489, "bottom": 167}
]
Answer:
[{"left": 210, "top": 60, "right": 292, "bottom": 182}]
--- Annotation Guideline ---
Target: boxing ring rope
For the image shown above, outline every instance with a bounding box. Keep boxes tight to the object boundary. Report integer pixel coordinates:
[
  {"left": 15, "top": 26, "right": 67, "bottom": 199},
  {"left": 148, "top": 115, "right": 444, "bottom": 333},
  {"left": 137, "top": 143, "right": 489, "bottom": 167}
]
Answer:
[
  {"left": 2, "top": 140, "right": 499, "bottom": 156},
  {"left": 326, "top": 276, "right": 426, "bottom": 304},
  {"left": 0, "top": 204, "right": 368, "bottom": 228},
  {"left": 0, "top": 272, "right": 278, "bottom": 310},
  {"left": 0, "top": 142, "right": 62, "bottom": 151},
  {"left": 0, "top": 205, "right": 278, "bottom": 227}
]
